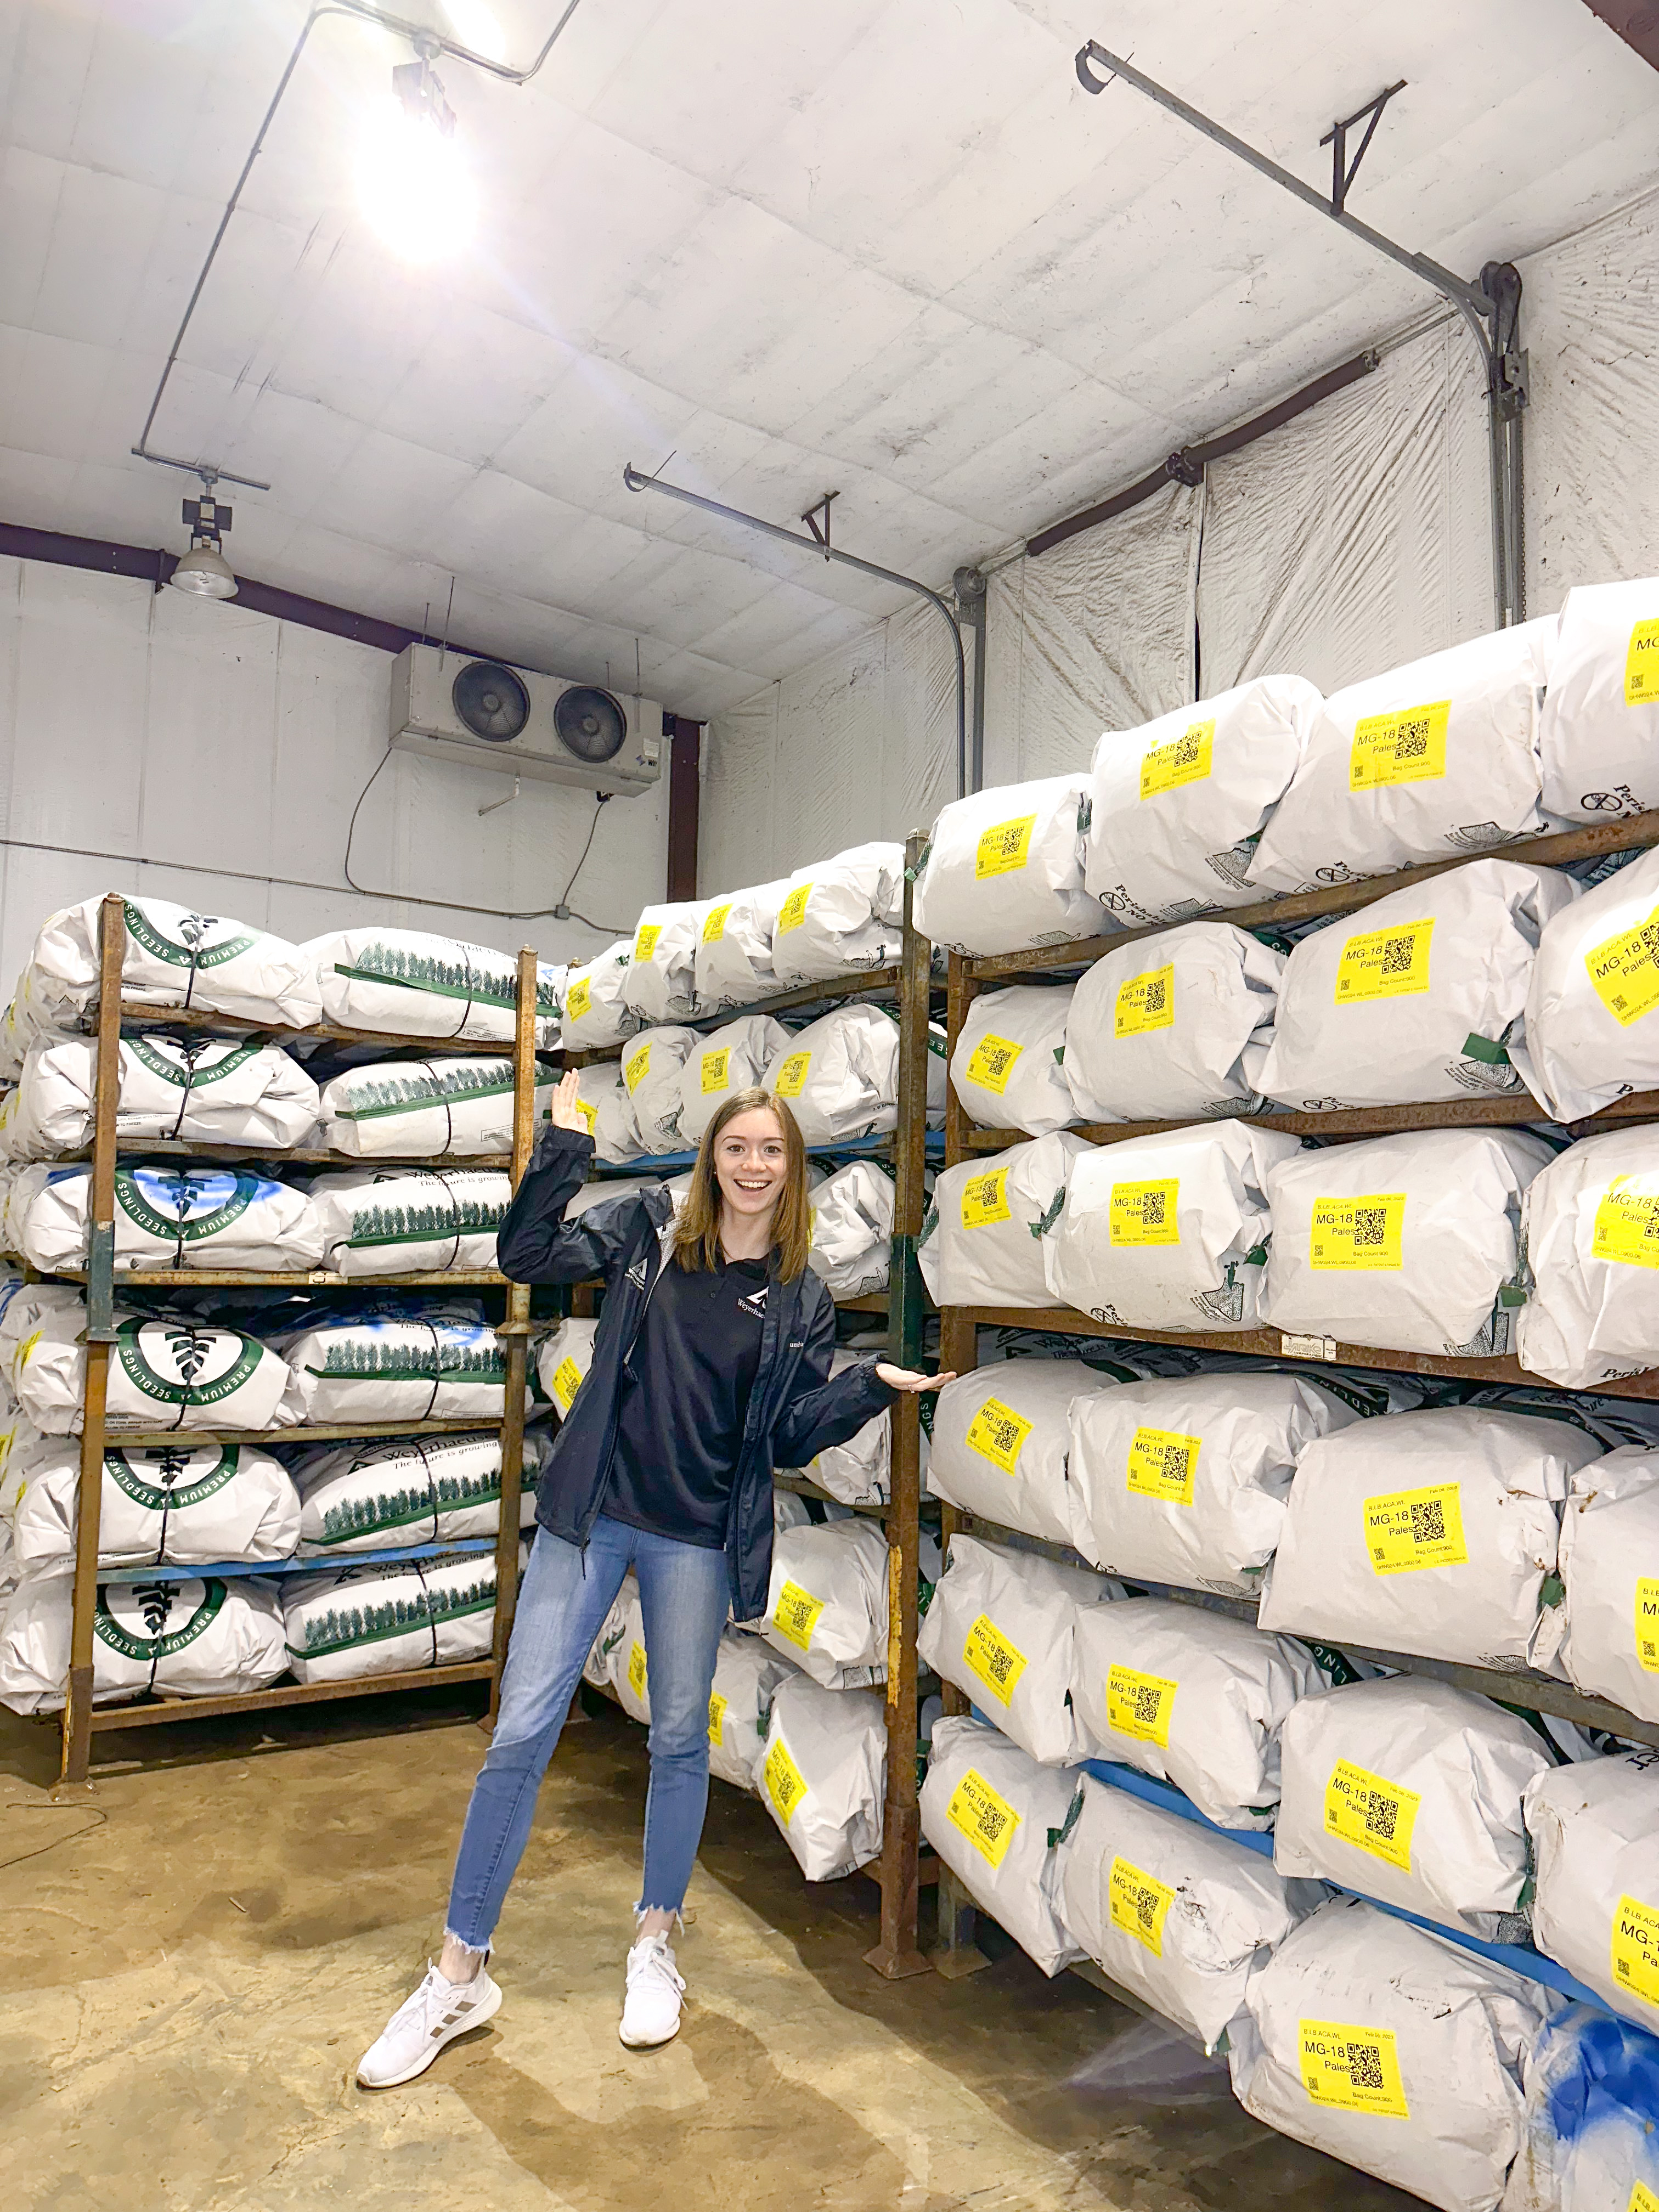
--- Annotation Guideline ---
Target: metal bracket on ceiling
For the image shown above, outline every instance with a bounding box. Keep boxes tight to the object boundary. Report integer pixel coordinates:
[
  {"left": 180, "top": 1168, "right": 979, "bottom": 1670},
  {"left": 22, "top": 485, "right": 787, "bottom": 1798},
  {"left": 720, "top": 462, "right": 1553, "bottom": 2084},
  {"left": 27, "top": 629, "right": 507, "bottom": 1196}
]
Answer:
[
  {"left": 1320, "top": 81, "right": 1407, "bottom": 217},
  {"left": 801, "top": 492, "right": 839, "bottom": 559}
]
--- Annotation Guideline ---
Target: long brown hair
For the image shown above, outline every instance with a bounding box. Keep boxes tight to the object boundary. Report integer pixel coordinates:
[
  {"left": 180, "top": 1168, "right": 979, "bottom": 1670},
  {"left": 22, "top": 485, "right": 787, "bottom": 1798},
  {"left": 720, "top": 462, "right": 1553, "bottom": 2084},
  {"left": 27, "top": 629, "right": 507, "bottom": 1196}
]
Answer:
[{"left": 672, "top": 1086, "right": 812, "bottom": 1280}]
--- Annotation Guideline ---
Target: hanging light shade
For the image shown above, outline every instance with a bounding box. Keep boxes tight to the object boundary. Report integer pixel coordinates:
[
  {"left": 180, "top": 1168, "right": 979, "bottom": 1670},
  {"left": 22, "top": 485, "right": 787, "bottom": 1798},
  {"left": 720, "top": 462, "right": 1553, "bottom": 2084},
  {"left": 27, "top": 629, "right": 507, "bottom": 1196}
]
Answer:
[{"left": 168, "top": 544, "right": 238, "bottom": 600}]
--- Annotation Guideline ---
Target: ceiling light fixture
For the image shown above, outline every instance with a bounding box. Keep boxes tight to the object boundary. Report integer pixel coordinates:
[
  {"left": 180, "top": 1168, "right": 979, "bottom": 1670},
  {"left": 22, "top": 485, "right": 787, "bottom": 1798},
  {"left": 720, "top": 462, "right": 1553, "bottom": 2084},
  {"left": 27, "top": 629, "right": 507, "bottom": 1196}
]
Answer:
[
  {"left": 167, "top": 476, "right": 239, "bottom": 600},
  {"left": 356, "top": 33, "right": 478, "bottom": 264}
]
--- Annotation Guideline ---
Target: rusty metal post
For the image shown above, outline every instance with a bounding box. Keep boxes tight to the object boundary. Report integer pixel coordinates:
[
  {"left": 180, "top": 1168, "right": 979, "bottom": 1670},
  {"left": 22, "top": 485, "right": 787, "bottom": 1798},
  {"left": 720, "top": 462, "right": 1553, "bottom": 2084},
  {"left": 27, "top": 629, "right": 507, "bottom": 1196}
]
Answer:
[
  {"left": 864, "top": 830, "right": 932, "bottom": 1980},
  {"left": 57, "top": 894, "right": 125, "bottom": 1791},
  {"left": 487, "top": 946, "right": 538, "bottom": 1726}
]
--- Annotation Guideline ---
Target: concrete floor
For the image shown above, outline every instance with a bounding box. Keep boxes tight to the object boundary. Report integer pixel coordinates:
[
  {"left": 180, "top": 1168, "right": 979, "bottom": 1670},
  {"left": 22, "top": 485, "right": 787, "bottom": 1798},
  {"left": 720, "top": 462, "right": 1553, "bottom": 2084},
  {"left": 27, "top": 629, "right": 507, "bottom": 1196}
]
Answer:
[{"left": 0, "top": 1686, "right": 1414, "bottom": 2212}]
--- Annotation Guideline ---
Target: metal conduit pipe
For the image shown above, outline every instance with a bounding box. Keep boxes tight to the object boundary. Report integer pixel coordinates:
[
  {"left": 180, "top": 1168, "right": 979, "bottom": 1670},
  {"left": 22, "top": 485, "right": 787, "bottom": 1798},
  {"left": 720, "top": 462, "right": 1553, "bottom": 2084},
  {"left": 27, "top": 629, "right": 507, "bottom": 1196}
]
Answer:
[{"left": 622, "top": 466, "right": 970, "bottom": 800}]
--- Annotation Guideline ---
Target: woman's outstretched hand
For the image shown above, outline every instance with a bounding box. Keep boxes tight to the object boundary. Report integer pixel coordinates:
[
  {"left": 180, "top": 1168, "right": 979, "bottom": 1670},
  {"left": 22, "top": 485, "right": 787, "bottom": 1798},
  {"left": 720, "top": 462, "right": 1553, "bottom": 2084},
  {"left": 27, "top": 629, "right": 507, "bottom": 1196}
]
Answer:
[
  {"left": 875, "top": 1364, "right": 956, "bottom": 1394},
  {"left": 548, "top": 1069, "right": 590, "bottom": 1133}
]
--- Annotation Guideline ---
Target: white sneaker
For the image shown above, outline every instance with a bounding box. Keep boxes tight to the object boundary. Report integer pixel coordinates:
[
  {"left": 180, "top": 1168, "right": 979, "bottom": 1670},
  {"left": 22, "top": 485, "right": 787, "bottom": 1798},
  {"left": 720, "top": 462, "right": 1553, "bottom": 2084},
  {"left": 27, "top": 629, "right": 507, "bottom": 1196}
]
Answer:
[
  {"left": 357, "top": 1960, "right": 503, "bottom": 2089},
  {"left": 618, "top": 1933, "right": 685, "bottom": 2050}
]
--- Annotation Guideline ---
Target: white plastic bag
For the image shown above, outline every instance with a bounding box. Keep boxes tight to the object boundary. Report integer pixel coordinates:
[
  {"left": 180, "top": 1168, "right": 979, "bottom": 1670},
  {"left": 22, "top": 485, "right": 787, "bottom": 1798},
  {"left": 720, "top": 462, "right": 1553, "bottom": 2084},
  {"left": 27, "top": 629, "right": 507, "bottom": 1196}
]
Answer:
[
  {"left": 921, "top": 1715, "right": 1085, "bottom": 1975},
  {"left": 926, "top": 1357, "right": 1122, "bottom": 1548},
  {"left": 1065, "top": 1370, "right": 1361, "bottom": 1596},
  {"left": 15, "top": 1305, "right": 294, "bottom": 1437},
  {"left": 759, "top": 1671, "right": 885, "bottom": 1880},
  {"left": 1274, "top": 1674, "right": 1554, "bottom": 1936},
  {"left": 914, "top": 776, "right": 1102, "bottom": 954},
  {"left": 1258, "top": 1406, "right": 1602, "bottom": 1669},
  {"left": 293, "top": 1426, "right": 548, "bottom": 1555},
  {"left": 561, "top": 941, "right": 641, "bottom": 1048},
  {"left": 317, "top": 1056, "right": 536, "bottom": 1158},
  {"left": 620, "top": 905, "right": 701, "bottom": 1023},
  {"left": 275, "top": 1312, "right": 524, "bottom": 1426},
  {"left": 708, "top": 1629, "right": 799, "bottom": 1792},
  {"left": 307, "top": 1166, "right": 511, "bottom": 1277},
  {"left": 917, "top": 1530, "right": 1120, "bottom": 1764},
  {"left": 1046, "top": 1121, "right": 1299, "bottom": 1331},
  {"left": 763, "top": 1004, "right": 944, "bottom": 1146},
  {"left": 1056, "top": 1774, "right": 1316, "bottom": 2050},
  {"left": 918, "top": 1135, "right": 1088, "bottom": 1310},
  {"left": 769, "top": 843, "right": 905, "bottom": 985},
  {"left": 12, "top": 1161, "right": 321, "bottom": 1274},
  {"left": 1263, "top": 1127, "right": 1551, "bottom": 1358},
  {"left": 1558, "top": 1445, "right": 1659, "bottom": 1722},
  {"left": 950, "top": 985, "right": 1078, "bottom": 1136},
  {"left": 0, "top": 1571, "right": 287, "bottom": 1714},
  {"left": 753, "top": 1516, "right": 890, "bottom": 1688},
  {"left": 281, "top": 1547, "right": 508, "bottom": 1684},
  {"left": 786, "top": 1352, "right": 892, "bottom": 1508},
  {"left": 570, "top": 1062, "right": 644, "bottom": 1166},
  {"left": 1515, "top": 841, "right": 1659, "bottom": 1122},
  {"left": 1526, "top": 1751, "right": 1659, "bottom": 2032},
  {"left": 1502, "top": 2004, "right": 1659, "bottom": 2212},
  {"left": 1085, "top": 675, "right": 1324, "bottom": 923},
  {"left": 1539, "top": 575, "right": 1659, "bottom": 821},
  {"left": 0, "top": 1034, "right": 318, "bottom": 1160},
  {"left": 806, "top": 1160, "right": 894, "bottom": 1296},
  {"left": 693, "top": 883, "right": 788, "bottom": 1013},
  {"left": 1251, "top": 620, "right": 1557, "bottom": 894},
  {"left": 1229, "top": 1896, "right": 1549, "bottom": 2212},
  {"left": 10, "top": 1440, "right": 300, "bottom": 1568},
  {"left": 678, "top": 1016, "right": 791, "bottom": 1146},
  {"left": 619, "top": 1026, "right": 697, "bottom": 1155},
  {"left": 535, "top": 1316, "right": 599, "bottom": 1420},
  {"left": 1517, "top": 1127, "right": 1659, "bottom": 1387},
  {"left": 1062, "top": 923, "right": 1283, "bottom": 1125},
  {"left": 1071, "top": 1595, "right": 1326, "bottom": 1829},
  {"left": 307, "top": 927, "right": 560, "bottom": 1045},
  {"left": 1259, "top": 859, "right": 1577, "bottom": 1111},
  {"left": 16, "top": 894, "right": 321, "bottom": 1034}
]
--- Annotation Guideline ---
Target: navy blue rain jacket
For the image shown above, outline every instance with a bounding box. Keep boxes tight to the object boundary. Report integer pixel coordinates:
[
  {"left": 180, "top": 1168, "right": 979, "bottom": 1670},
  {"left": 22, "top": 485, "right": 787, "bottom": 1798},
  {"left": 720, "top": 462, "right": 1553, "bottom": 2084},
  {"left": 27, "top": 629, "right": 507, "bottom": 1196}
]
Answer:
[{"left": 499, "top": 1124, "right": 898, "bottom": 1622}]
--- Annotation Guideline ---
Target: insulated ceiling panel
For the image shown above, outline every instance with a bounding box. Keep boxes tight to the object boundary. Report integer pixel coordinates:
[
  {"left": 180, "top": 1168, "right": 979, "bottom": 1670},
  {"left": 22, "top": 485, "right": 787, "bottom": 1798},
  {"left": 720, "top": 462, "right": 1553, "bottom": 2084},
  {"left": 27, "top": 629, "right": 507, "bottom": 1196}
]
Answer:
[{"left": 0, "top": 0, "right": 1656, "bottom": 715}]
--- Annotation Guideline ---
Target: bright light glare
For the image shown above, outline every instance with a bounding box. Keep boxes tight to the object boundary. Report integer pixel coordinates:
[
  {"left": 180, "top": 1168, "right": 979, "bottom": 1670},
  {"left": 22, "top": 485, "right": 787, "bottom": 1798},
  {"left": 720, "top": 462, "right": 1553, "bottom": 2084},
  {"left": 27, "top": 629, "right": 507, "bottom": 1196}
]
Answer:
[
  {"left": 442, "top": 0, "right": 508, "bottom": 61},
  {"left": 355, "top": 98, "right": 477, "bottom": 264}
]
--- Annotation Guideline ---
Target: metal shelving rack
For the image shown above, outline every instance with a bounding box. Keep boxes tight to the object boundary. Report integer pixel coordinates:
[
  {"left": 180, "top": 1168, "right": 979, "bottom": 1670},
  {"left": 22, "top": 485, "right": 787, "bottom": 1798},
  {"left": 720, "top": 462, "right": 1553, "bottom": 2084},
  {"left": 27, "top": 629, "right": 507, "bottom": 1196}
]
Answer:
[
  {"left": 930, "top": 804, "right": 1659, "bottom": 1985},
  {"left": 49, "top": 894, "right": 542, "bottom": 1787}
]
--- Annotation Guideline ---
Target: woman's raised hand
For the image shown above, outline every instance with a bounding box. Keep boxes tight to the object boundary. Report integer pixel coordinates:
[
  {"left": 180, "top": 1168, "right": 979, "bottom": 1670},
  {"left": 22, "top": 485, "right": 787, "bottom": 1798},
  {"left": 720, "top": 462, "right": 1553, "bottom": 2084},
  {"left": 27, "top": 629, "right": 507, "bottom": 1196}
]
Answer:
[
  {"left": 874, "top": 1364, "right": 956, "bottom": 1394},
  {"left": 548, "top": 1069, "right": 590, "bottom": 1133}
]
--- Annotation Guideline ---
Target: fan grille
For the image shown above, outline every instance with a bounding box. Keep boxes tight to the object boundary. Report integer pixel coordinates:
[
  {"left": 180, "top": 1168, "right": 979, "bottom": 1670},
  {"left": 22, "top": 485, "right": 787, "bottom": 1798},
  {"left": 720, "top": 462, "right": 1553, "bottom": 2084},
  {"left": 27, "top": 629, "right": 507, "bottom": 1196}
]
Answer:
[
  {"left": 554, "top": 685, "right": 627, "bottom": 765},
  {"left": 452, "top": 660, "right": 531, "bottom": 743}
]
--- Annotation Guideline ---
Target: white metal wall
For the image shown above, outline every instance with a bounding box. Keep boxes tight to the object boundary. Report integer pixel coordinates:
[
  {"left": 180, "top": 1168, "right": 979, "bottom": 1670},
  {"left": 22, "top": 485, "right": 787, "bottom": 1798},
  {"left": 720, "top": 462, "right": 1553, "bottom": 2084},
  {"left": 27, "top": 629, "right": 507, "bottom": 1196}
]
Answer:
[{"left": 0, "top": 559, "right": 668, "bottom": 988}]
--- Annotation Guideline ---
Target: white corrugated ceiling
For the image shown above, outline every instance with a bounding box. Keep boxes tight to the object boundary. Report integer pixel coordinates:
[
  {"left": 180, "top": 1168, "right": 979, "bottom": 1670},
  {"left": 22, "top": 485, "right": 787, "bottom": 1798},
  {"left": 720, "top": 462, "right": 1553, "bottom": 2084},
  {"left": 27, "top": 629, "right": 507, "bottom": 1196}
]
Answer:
[{"left": 2, "top": 0, "right": 1656, "bottom": 715}]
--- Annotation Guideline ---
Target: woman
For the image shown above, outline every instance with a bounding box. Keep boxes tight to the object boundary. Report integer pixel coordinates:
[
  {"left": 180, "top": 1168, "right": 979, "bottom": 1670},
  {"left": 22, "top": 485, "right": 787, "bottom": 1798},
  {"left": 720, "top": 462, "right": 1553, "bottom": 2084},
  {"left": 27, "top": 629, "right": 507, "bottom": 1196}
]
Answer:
[{"left": 358, "top": 1073, "right": 950, "bottom": 2084}]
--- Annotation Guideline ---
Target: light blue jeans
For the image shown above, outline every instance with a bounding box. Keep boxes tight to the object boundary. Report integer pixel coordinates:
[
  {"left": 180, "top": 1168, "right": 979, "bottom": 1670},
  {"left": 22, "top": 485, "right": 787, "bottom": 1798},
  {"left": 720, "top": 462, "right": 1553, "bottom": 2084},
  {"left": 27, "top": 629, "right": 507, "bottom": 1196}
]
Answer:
[{"left": 445, "top": 1516, "right": 731, "bottom": 1949}]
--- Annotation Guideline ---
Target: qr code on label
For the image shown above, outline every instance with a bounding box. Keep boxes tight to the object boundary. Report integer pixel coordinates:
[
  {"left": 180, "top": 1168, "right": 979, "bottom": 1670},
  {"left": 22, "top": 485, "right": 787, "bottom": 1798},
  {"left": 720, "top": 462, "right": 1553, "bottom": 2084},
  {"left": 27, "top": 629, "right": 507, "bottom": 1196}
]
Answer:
[
  {"left": 1173, "top": 731, "right": 1202, "bottom": 766},
  {"left": 1380, "top": 937, "right": 1415, "bottom": 975},
  {"left": 1144, "top": 977, "right": 1168, "bottom": 1013},
  {"left": 1132, "top": 1886, "right": 1158, "bottom": 1930},
  {"left": 1142, "top": 1192, "right": 1166, "bottom": 1226},
  {"left": 1364, "top": 1791, "right": 1398, "bottom": 1841},
  {"left": 983, "top": 1642, "right": 1017, "bottom": 1690},
  {"left": 1410, "top": 1499, "right": 1447, "bottom": 1544},
  {"left": 967, "top": 1175, "right": 1000, "bottom": 1209},
  {"left": 992, "top": 826, "right": 1023, "bottom": 860},
  {"left": 1132, "top": 1684, "right": 1163, "bottom": 1725},
  {"left": 1346, "top": 2043, "right": 1386, "bottom": 2091},
  {"left": 983, "top": 1043, "right": 1014, "bottom": 1076},
  {"left": 988, "top": 1414, "right": 1023, "bottom": 1456},
  {"left": 1353, "top": 1206, "right": 1387, "bottom": 1246},
  {"left": 1159, "top": 1443, "right": 1188, "bottom": 1480},
  {"left": 979, "top": 1802, "right": 1010, "bottom": 1846}
]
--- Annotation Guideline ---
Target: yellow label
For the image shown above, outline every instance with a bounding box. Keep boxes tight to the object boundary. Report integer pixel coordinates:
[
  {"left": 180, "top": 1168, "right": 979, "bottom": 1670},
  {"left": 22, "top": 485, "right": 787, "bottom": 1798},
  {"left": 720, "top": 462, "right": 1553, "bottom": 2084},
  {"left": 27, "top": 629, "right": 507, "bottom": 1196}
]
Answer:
[
  {"left": 1109, "top": 1179, "right": 1179, "bottom": 1247},
  {"left": 960, "top": 1167, "right": 1011, "bottom": 1228},
  {"left": 1106, "top": 1662, "right": 1177, "bottom": 1746},
  {"left": 962, "top": 1612, "right": 1028, "bottom": 1705},
  {"left": 1612, "top": 1893, "right": 1659, "bottom": 2012},
  {"left": 1626, "top": 620, "right": 1659, "bottom": 704},
  {"left": 574, "top": 1096, "right": 599, "bottom": 1135},
  {"left": 1585, "top": 908, "right": 1659, "bottom": 1029},
  {"left": 623, "top": 1042, "right": 651, "bottom": 1093},
  {"left": 1637, "top": 1578, "right": 1659, "bottom": 1672},
  {"left": 1349, "top": 701, "right": 1450, "bottom": 790},
  {"left": 708, "top": 1690, "right": 727, "bottom": 1746},
  {"left": 627, "top": 1641, "right": 647, "bottom": 1698},
  {"left": 1141, "top": 719, "right": 1214, "bottom": 800},
  {"left": 551, "top": 1356, "right": 583, "bottom": 1413},
  {"left": 965, "top": 1396, "right": 1032, "bottom": 1474},
  {"left": 764, "top": 1735, "right": 809, "bottom": 1823},
  {"left": 565, "top": 977, "right": 592, "bottom": 1022},
  {"left": 777, "top": 883, "right": 811, "bottom": 934},
  {"left": 1335, "top": 919, "right": 1435, "bottom": 1004},
  {"left": 1108, "top": 1856, "right": 1175, "bottom": 1956},
  {"left": 964, "top": 1032, "right": 1024, "bottom": 1093},
  {"left": 700, "top": 1047, "right": 730, "bottom": 1094},
  {"left": 1593, "top": 1178, "right": 1659, "bottom": 1268},
  {"left": 16, "top": 1329, "right": 41, "bottom": 1370},
  {"left": 1364, "top": 1482, "right": 1469, "bottom": 1575},
  {"left": 1310, "top": 1194, "right": 1405, "bottom": 1271},
  {"left": 772, "top": 1579, "right": 824, "bottom": 1652},
  {"left": 975, "top": 816, "right": 1036, "bottom": 878},
  {"left": 1299, "top": 2020, "right": 1410, "bottom": 2118},
  {"left": 702, "top": 903, "right": 731, "bottom": 944},
  {"left": 1629, "top": 2186, "right": 1659, "bottom": 2212},
  {"left": 1125, "top": 1426, "right": 1199, "bottom": 1505},
  {"left": 774, "top": 1051, "right": 811, "bottom": 1099},
  {"left": 1323, "top": 1759, "right": 1420, "bottom": 1872},
  {"left": 946, "top": 1767, "right": 1022, "bottom": 1869},
  {"left": 1114, "top": 966, "right": 1176, "bottom": 1042},
  {"left": 633, "top": 923, "right": 661, "bottom": 963}
]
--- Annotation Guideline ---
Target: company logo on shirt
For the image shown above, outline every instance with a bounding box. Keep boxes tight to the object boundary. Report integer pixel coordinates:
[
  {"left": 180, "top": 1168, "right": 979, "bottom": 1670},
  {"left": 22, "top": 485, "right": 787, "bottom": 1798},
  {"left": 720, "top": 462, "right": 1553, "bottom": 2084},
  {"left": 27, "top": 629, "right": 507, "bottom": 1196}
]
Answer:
[
  {"left": 737, "top": 1285, "right": 769, "bottom": 1318},
  {"left": 625, "top": 1257, "right": 648, "bottom": 1290}
]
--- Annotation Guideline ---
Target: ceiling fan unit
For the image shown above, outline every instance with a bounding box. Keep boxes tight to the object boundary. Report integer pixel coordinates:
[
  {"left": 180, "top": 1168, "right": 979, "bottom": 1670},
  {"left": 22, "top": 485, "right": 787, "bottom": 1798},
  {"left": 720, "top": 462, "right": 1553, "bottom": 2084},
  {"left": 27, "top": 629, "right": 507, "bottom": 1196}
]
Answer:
[{"left": 388, "top": 645, "right": 663, "bottom": 796}]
